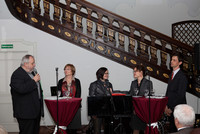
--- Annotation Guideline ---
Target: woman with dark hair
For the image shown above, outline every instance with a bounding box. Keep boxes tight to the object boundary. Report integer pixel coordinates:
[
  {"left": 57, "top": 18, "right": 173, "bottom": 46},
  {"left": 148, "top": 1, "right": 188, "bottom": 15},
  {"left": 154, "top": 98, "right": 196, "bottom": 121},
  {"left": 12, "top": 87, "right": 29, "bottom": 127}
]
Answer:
[
  {"left": 129, "top": 65, "right": 153, "bottom": 134},
  {"left": 129, "top": 65, "right": 152, "bottom": 96},
  {"left": 89, "top": 67, "right": 113, "bottom": 96},
  {"left": 57, "top": 64, "right": 81, "bottom": 134},
  {"left": 89, "top": 67, "right": 113, "bottom": 134}
]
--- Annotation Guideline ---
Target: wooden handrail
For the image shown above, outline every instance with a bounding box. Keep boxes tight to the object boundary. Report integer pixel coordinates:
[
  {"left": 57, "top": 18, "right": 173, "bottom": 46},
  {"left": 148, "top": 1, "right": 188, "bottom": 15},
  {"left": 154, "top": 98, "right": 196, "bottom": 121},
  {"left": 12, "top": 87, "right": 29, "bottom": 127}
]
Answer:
[
  {"left": 50, "top": 0, "right": 193, "bottom": 51},
  {"left": 72, "top": 0, "right": 194, "bottom": 49}
]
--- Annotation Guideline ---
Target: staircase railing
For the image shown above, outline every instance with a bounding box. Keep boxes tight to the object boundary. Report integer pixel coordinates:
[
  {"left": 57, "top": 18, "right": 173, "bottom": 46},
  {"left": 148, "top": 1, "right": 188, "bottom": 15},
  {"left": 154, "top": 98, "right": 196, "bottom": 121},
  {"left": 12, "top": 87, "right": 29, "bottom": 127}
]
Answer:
[{"left": 5, "top": 0, "right": 194, "bottom": 85}]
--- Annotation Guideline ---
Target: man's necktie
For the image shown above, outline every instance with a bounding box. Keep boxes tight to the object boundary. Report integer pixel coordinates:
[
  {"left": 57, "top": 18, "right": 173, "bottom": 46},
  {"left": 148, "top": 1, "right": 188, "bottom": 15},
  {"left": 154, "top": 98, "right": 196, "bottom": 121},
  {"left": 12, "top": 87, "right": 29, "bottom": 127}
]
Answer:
[{"left": 171, "top": 72, "right": 174, "bottom": 80}]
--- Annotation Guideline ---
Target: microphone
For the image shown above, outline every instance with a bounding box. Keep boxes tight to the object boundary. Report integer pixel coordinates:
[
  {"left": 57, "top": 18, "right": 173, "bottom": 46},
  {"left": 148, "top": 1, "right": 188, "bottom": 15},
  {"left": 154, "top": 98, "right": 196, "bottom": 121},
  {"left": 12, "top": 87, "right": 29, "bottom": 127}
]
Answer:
[
  {"left": 55, "top": 67, "right": 59, "bottom": 85},
  {"left": 105, "top": 79, "right": 116, "bottom": 113},
  {"left": 32, "top": 68, "right": 38, "bottom": 76},
  {"left": 145, "top": 70, "right": 149, "bottom": 76},
  {"left": 105, "top": 79, "right": 110, "bottom": 88},
  {"left": 32, "top": 68, "right": 41, "bottom": 83},
  {"left": 146, "top": 69, "right": 151, "bottom": 133},
  {"left": 105, "top": 79, "right": 112, "bottom": 96}
]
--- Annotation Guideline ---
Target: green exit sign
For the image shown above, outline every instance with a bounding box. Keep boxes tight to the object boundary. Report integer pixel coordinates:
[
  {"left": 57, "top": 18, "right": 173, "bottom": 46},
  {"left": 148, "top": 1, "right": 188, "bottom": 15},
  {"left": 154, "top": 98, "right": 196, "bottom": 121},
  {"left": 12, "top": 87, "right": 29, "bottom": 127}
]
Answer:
[{"left": 1, "top": 44, "right": 13, "bottom": 49}]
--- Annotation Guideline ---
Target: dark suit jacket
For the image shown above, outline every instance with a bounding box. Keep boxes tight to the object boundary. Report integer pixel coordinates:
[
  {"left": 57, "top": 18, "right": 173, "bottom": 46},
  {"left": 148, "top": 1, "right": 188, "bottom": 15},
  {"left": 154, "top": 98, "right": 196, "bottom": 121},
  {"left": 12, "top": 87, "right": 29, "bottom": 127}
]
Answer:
[
  {"left": 165, "top": 69, "right": 187, "bottom": 111},
  {"left": 58, "top": 78, "right": 81, "bottom": 98},
  {"left": 129, "top": 78, "right": 153, "bottom": 96},
  {"left": 10, "top": 67, "right": 44, "bottom": 119},
  {"left": 170, "top": 127, "right": 193, "bottom": 134},
  {"left": 89, "top": 80, "right": 113, "bottom": 96},
  {"left": 190, "top": 127, "right": 200, "bottom": 134}
]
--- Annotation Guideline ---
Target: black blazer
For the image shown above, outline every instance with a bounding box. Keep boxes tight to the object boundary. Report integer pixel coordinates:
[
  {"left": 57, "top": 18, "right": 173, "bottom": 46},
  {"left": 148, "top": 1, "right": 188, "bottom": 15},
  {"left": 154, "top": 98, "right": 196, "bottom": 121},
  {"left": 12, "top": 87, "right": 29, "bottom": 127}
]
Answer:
[
  {"left": 10, "top": 67, "right": 44, "bottom": 119},
  {"left": 57, "top": 78, "right": 81, "bottom": 98},
  {"left": 89, "top": 80, "right": 113, "bottom": 96},
  {"left": 129, "top": 78, "right": 153, "bottom": 96},
  {"left": 165, "top": 69, "right": 187, "bottom": 111}
]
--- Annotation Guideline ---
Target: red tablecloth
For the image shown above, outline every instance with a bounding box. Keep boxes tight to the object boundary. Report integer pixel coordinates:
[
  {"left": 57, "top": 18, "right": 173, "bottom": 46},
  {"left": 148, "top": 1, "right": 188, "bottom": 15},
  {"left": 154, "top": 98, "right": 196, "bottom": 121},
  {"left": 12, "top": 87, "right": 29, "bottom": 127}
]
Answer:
[
  {"left": 132, "top": 96, "right": 168, "bottom": 134},
  {"left": 45, "top": 97, "right": 82, "bottom": 134}
]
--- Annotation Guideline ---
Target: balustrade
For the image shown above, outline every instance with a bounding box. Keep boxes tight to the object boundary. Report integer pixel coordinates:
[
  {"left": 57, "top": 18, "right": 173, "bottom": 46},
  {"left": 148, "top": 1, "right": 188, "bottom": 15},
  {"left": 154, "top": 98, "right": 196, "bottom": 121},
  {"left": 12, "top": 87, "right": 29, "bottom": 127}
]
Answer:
[{"left": 6, "top": 0, "right": 194, "bottom": 83}]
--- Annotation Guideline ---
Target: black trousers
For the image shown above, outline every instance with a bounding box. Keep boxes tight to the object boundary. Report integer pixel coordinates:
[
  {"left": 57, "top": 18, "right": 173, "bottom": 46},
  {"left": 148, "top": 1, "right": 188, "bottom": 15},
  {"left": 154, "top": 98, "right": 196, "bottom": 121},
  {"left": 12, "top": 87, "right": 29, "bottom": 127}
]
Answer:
[
  {"left": 168, "top": 114, "right": 177, "bottom": 133},
  {"left": 92, "top": 117, "right": 110, "bottom": 134},
  {"left": 17, "top": 115, "right": 41, "bottom": 134}
]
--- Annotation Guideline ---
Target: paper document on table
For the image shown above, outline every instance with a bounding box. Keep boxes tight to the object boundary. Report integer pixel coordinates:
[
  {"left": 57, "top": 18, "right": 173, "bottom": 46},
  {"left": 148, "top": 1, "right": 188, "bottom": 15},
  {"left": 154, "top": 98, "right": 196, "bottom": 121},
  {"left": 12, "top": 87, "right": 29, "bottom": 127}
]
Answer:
[
  {"left": 149, "top": 96, "right": 164, "bottom": 99},
  {"left": 45, "top": 96, "right": 72, "bottom": 100}
]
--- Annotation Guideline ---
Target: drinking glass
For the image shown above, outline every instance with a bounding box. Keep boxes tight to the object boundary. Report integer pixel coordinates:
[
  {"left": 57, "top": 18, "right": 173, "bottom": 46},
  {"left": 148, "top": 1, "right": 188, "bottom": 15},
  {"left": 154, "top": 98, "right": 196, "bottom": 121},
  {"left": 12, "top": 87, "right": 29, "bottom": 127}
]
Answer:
[
  {"left": 144, "top": 89, "right": 149, "bottom": 97},
  {"left": 133, "top": 88, "right": 139, "bottom": 96},
  {"left": 150, "top": 89, "right": 155, "bottom": 96},
  {"left": 64, "top": 90, "right": 70, "bottom": 97},
  {"left": 57, "top": 90, "right": 61, "bottom": 97}
]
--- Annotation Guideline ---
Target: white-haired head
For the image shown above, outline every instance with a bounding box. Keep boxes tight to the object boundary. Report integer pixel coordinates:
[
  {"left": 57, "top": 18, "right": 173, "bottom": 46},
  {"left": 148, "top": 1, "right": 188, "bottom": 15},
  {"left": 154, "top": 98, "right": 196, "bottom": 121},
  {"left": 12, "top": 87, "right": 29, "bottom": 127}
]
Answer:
[{"left": 173, "top": 104, "right": 195, "bottom": 127}]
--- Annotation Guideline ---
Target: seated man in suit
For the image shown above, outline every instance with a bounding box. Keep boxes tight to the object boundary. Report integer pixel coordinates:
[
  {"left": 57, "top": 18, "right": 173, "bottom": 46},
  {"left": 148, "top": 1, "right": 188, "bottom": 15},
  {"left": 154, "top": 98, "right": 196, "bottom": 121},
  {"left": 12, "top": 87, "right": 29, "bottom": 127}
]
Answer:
[{"left": 170, "top": 104, "right": 195, "bottom": 134}]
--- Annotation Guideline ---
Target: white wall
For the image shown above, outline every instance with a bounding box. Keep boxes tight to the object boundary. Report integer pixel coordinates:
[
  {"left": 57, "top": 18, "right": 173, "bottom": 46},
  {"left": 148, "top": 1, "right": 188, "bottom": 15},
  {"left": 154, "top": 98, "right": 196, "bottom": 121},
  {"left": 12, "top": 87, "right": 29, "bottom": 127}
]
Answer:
[{"left": 1, "top": 0, "right": 200, "bottom": 129}]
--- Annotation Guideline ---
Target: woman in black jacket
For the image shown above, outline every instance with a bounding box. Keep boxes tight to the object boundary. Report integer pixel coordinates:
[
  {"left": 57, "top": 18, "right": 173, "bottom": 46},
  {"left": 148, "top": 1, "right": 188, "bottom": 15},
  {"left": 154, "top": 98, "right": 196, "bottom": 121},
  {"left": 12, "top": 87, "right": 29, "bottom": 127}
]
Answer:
[
  {"left": 89, "top": 67, "right": 113, "bottom": 96},
  {"left": 129, "top": 65, "right": 153, "bottom": 134},
  {"left": 89, "top": 67, "right": 113, "bottom": 134}
]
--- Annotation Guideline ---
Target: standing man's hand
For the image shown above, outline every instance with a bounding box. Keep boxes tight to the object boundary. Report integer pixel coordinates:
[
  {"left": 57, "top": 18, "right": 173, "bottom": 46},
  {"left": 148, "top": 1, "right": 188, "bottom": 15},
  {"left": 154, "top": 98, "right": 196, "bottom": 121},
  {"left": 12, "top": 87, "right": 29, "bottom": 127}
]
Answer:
[
  {"left": 33, "top": 74, "right": 40, "bottom": 82},
  {"left": 165, "top": 106, "right": 172, "bottom": 116}
]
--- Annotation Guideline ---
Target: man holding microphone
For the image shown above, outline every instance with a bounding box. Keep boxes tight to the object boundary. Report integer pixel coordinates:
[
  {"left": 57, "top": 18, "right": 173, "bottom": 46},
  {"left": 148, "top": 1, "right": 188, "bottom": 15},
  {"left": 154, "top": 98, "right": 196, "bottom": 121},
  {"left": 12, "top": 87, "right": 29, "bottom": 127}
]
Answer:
[{"left": 10, "top": 54, "right": 44, "bottom": 134}]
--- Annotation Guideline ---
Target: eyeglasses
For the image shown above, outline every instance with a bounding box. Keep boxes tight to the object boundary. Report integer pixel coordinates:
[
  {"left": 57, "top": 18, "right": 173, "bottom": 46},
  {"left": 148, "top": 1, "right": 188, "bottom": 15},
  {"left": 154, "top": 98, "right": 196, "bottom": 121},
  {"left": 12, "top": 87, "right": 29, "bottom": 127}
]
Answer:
[
  {"left": 104, "top": 73, "right": 109, "bottom": 75},
  {"left": 64, "top": 68, "right": 71, "bottom": 71},
  {"left": 133, "top": 70, "right": 141, "bottom": 73}
]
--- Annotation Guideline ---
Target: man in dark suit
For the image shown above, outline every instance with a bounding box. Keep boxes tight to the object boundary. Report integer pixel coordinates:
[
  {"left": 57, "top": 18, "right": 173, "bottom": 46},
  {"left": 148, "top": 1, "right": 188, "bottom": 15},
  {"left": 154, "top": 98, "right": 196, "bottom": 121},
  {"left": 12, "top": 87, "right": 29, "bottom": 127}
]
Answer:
[
  {"left": 165, "top": 53, "right": 188, "bottom": 133},
  {"left": 170, "top": 104, "right": 195, "bottom": 134},
  {"left": 10, "top": 54, "right": 44, "bottom": 134}
]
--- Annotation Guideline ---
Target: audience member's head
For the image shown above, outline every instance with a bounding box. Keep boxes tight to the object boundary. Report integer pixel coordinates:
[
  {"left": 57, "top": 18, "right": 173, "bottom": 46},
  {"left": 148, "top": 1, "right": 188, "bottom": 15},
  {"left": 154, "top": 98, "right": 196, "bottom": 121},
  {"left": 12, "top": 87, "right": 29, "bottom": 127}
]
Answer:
[{"left": 173, "top": 104, "right": 195, "bottom": 129}]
